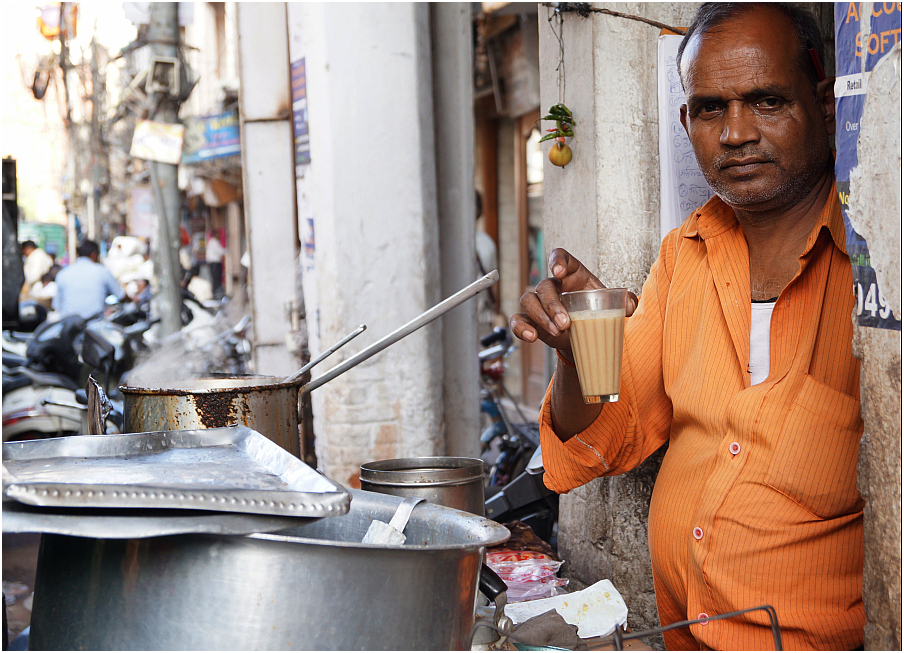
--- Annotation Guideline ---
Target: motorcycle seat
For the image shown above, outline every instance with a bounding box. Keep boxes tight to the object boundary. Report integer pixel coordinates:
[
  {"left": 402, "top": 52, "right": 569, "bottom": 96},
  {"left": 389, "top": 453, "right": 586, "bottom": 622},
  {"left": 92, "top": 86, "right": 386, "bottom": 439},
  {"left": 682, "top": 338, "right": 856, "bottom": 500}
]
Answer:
[
  {"left": 2, "top": 351, "right": 29, "bottom": 368},
  {"left": 2, "top": 373, "right": 33, "bottom": 394},
  {"left": 12, "top": 367, "right": 80, "bottom": 392}
]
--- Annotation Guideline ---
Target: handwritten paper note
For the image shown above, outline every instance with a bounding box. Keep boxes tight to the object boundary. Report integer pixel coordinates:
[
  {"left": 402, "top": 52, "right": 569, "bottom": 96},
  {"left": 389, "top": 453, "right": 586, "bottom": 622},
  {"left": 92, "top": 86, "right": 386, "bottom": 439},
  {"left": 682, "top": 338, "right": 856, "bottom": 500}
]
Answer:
[{"left": 657, "top": 35, "right": 714, "bottom": 241}]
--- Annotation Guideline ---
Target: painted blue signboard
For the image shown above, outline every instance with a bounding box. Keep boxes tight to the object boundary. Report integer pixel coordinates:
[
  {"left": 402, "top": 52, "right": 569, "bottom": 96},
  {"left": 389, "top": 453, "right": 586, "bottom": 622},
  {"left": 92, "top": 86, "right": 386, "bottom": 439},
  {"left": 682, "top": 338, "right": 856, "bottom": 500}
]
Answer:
[
  {"left": 834, "top": 2, "right": 901, "bottom": 330},
  {"left": 182, "top": 111, "right": 241, "bottom": 164}
]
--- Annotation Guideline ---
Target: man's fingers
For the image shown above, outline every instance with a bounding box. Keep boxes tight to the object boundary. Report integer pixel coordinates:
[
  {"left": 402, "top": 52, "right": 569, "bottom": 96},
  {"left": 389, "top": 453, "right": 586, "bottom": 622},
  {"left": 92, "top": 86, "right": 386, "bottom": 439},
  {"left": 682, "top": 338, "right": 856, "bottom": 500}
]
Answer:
[
  {"left": 627, "top": 292, "right": 639, "bottom": 317},
  {"left": 548, "top": 248, "right": 579, "bottom": 280},
  {"left": 510, "top": 313, "right": 539, "bottom": 343},
  {"left": 547, "top": 248, "right": 605, "bottom": 292},
  {"left": 511, "top": 310, "right": 571, "bottom": 351},
  {"left": 519, "top": 287, "right": 562, "bottom": 337},
  {"left": 534, "top": 278, "right": 569, "bottom": 331}
]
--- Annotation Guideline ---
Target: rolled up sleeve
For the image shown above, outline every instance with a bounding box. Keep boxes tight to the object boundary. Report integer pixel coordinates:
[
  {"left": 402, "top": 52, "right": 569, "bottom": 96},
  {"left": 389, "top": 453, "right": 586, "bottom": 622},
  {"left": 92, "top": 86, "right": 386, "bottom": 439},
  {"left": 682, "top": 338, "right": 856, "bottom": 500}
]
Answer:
[{"left": 540, "top": 231, "right": 679, "bottom": 493}]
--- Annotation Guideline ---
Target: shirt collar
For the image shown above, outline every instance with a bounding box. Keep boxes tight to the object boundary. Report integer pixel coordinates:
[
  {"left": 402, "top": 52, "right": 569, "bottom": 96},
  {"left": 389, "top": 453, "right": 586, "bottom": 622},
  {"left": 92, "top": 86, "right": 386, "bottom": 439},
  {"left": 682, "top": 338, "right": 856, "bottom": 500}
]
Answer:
[{"left": 682, "top": 179, "right": 847, "bottom": 256}]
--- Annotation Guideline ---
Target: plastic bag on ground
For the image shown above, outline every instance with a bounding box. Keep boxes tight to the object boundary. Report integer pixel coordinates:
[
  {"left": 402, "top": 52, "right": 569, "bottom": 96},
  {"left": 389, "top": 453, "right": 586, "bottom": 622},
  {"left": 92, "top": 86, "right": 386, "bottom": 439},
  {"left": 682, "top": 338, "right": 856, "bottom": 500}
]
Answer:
[{"left": 486, "top": 549, "right": 569, "bottom": 602}]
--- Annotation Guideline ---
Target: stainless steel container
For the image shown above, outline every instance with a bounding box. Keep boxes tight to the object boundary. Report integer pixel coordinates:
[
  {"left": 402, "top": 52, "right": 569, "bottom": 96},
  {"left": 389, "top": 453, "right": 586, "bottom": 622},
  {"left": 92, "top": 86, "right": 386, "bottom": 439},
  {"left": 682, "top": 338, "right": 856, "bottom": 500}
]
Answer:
[
  {"left": 121, "top": 375, "right": 301, "bottom": 457},
  {"left": 360, "top": 457, "right": 486, "bottom": 516},
  {"left": 28, "top": 489, "right": 510, "bottom": 651}
]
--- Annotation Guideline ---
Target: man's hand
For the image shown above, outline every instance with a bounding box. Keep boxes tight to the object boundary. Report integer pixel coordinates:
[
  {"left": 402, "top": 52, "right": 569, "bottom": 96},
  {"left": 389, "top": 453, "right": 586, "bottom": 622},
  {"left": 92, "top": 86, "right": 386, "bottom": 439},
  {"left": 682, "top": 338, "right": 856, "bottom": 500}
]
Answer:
[
  {"left": 511, "top": 249, "right": 639, "bottom": 440},
  {"left": 510, "top": 248, "right": 637, "bottom": 353}
]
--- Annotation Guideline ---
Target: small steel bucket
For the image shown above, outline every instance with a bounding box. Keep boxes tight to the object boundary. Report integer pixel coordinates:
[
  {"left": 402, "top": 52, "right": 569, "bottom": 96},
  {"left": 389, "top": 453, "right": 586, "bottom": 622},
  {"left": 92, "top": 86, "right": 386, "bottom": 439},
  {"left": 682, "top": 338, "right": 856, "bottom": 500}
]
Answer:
[{"left": 360, "top": 457, "right": 486, "bottom": 516}]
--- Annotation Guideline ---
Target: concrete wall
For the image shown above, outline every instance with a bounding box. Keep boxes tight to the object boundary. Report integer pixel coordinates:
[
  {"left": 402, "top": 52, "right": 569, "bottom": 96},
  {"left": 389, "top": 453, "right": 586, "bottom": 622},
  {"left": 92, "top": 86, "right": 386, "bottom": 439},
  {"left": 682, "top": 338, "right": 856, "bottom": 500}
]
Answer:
[
  {"left": 847, "top": 41, "right": 902, "bottom": 652},
  {"left": 431, "top": 3, "right": 480, "bottom": 459},
  {"left": 538, "top": 4, "right": 700, "bottom": 641},
  {"left": 236, "top": 4, "right": 300, "bottom": 378},
  {"left": 287, "top": 3, "right": 445, "bottom": 487}
]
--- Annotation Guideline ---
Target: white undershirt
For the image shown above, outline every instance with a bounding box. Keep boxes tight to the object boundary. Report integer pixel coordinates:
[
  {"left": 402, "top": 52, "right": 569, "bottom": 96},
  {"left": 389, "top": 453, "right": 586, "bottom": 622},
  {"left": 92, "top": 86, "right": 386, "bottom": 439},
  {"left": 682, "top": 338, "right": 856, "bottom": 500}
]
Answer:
[{"left": 749, "top": 301, "right": 776, "bottom": 385}]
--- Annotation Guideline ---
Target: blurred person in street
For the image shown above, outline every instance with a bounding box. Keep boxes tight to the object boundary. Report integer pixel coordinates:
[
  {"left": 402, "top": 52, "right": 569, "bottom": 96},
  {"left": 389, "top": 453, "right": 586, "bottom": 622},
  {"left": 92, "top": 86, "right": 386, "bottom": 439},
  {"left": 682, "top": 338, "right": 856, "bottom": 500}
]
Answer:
[
  {"left": 45, "top": 246, "right": 62, "bottom": 280},
  {"left": 54, "top": 239, "right": 126, "bottom": 319},
  {"left": 127, "top": 278, "right": 152, "bottom": 304},
  {"left": 29, "top": 271, "right": 58, "bottom": 309},
  {"left": 20, "top": 240, "right": 54, "bottom": 294},
  {"left": 511, "top": 4, "right": 864, "bottom": 650},
  {"left": 205, "top": 228, "right": 226, "bottom": 296},
  {"left": 475, "top": 190, "right": 503, "bottom": 336}
]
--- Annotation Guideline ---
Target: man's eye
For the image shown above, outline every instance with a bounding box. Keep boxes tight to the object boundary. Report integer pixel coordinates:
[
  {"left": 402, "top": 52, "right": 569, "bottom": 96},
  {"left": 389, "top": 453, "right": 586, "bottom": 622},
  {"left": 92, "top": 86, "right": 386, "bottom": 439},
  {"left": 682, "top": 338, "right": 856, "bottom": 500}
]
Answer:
[
  {"left": 697, "top": 103, "right": 721, "bottom": 116},
  {"left": 755, "top": 97, "right": 782, "bottom": 108}
]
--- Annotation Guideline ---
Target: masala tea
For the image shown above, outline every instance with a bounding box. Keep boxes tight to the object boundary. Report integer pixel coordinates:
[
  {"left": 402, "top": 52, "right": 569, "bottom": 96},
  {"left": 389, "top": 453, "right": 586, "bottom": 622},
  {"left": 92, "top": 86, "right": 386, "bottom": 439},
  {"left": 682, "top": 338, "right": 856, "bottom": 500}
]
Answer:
[{"left": 561, "top": 288, "right": 627, "bottom": 404}]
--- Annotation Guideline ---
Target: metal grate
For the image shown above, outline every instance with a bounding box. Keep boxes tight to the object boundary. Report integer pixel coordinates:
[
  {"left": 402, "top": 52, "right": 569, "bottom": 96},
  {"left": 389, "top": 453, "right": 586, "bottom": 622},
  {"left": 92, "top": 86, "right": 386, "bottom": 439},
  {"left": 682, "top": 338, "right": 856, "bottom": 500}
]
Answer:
[{"left": 473, "top": 604, "right": 783, "bottom": 651}]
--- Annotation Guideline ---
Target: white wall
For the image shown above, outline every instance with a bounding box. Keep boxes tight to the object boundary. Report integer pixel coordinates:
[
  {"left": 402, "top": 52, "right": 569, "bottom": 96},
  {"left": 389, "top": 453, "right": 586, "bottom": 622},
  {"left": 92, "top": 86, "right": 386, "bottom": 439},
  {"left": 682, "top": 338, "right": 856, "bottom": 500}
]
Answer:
[
  {"left": 287, "top": 3, "right": 444, "bottom": 486},
  {"left": 236, "top": 4, "right": 299, "bottom": 378}
]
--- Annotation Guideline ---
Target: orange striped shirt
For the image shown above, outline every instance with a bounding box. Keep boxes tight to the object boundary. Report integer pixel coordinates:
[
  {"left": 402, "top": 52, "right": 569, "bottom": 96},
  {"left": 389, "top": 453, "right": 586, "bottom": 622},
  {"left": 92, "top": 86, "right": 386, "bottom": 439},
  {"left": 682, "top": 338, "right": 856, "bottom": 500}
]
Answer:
[{"left": 540, "top": 184, "right": 864, "bottom": 650}]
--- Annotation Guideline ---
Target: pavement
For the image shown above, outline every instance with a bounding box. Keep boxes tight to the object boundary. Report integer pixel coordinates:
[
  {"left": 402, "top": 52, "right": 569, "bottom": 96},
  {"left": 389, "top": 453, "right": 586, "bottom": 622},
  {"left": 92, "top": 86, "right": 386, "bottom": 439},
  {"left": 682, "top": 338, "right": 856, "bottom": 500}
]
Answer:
[{"left": 2, "top": 533, "right": 40, "bottom": 645}]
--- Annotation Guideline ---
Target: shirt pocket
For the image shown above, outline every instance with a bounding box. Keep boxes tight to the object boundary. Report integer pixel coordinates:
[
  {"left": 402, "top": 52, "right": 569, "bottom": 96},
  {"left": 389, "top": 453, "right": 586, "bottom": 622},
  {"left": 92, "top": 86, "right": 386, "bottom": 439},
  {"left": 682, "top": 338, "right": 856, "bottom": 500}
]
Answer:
[{"left": 764, "top": 374, "right": 864, "bottom": 519}]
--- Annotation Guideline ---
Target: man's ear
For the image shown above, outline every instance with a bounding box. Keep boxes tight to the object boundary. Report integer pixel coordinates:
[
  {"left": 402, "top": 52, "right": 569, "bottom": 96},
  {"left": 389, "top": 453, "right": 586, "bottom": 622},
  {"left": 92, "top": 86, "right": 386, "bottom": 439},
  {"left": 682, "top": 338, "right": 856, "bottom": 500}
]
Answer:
[
  {"left": 679, "top": 104, "right": 689, "bottom": 134},
  {"left": 817, "top": 77, "right": 836, "bottom": 136}
]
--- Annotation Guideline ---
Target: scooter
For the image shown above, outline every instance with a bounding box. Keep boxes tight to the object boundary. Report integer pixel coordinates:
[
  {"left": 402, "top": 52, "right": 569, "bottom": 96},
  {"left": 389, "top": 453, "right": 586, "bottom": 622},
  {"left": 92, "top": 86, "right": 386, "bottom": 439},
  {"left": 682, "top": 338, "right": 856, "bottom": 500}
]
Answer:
[{"left": 2, "top": 313, "right": 149, "bottom": 441}]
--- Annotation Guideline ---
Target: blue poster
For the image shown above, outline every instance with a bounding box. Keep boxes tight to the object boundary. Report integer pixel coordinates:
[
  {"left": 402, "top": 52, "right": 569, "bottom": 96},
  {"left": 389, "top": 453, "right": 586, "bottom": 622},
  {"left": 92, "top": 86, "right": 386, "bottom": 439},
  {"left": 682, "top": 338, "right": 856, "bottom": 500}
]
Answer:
[
  {"left": 182, "top": 111, "right": 241, "bottom": 164},
  {"left": 834, "top": 2, "right": 901, "bottom": 330}
]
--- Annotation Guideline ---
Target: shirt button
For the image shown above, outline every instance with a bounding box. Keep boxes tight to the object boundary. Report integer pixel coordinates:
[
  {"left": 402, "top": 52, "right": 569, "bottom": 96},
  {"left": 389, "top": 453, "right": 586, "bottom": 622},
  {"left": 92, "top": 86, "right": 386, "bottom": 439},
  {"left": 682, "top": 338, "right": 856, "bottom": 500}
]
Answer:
[
  {"left": 729, "top": 442, "right": 741, "bottom": 455},
  {"left": 693, "top": 527, "right": 703, "bottom": 540},
  {"left": 697, "top": 612, "right": 709, "bottom": 625}
]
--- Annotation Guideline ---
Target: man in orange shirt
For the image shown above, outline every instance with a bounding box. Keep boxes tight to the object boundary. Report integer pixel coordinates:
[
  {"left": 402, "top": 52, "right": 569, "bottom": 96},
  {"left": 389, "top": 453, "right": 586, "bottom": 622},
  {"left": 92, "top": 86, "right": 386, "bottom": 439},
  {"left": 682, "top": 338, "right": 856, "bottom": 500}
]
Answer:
[{"left": 511, "top": 3, "right": 863, "bottom": 650}]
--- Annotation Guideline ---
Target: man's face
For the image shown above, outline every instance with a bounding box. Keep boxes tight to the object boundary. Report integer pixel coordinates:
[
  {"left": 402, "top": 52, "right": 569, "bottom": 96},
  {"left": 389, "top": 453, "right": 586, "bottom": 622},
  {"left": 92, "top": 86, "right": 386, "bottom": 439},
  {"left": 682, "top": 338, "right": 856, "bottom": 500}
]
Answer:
[{"left": 679, "top": 8, "right": 835, "bottom": 213}]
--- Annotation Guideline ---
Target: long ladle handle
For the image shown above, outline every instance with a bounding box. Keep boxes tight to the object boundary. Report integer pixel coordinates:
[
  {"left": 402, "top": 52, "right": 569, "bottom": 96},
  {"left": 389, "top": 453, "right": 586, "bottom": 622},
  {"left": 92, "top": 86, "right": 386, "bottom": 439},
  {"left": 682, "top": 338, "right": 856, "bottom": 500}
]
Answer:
[
  {"left": 283, "top": 324, "right": 366, "bottom": 384},
  {"left": 300, "top": 270, "right": 499, "bottom": 395}
]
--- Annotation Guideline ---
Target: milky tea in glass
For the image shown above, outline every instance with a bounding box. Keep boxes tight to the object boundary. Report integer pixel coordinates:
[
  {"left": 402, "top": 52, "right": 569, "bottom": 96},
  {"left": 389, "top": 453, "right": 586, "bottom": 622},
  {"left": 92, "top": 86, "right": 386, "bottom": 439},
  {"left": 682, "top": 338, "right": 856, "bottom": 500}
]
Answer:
[{"left": 561, "top": 288, "right": 627, "bottom": 404}]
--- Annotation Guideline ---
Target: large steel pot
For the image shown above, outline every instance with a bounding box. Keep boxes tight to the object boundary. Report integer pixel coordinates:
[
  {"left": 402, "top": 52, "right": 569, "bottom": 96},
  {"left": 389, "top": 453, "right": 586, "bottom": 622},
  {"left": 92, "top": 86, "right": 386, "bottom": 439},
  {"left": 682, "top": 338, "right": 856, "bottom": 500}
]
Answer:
[
  {"left": 28, "top": 489, "right": 510, "bottom": 650},
  {"left": 121, "top": 375, "right": 302, "bottom": 457}
]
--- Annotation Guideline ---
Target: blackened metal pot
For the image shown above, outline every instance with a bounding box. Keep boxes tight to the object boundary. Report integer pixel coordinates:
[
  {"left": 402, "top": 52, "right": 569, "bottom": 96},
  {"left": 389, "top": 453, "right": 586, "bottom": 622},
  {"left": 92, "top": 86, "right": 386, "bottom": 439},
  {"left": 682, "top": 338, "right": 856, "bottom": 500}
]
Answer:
[{"left": 121, "top": 375, "right": 302, "bottom": 457}]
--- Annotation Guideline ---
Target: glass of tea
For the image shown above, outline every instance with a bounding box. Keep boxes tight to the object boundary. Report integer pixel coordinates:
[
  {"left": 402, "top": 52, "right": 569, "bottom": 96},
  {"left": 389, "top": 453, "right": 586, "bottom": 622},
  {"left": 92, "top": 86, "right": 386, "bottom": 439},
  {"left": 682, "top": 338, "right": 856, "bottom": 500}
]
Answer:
[{"left": 560, "top": 288, "right": 628, "bottom": 404}]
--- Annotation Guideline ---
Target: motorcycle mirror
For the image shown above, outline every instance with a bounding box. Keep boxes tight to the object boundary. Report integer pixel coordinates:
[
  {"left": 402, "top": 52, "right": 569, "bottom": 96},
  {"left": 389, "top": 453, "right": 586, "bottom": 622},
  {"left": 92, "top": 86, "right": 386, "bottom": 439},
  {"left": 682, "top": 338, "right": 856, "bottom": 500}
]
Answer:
[{"left": 81, "top": 329, "right": 116, "bottom": 371}]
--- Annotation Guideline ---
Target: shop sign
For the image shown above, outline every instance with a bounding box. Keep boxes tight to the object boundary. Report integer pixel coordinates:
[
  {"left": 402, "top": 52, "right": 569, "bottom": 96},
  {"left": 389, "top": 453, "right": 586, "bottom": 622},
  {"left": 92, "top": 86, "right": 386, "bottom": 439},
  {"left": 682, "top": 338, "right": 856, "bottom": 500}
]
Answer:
[
  {"left": 131, "top": 120, "right": 185, "bottom": 165},
  {"left": 130, "top": 186, "right": 158, "bottom": 240},
  {"left": 182, "top": 111, "right": 241, "bottom": 164}
]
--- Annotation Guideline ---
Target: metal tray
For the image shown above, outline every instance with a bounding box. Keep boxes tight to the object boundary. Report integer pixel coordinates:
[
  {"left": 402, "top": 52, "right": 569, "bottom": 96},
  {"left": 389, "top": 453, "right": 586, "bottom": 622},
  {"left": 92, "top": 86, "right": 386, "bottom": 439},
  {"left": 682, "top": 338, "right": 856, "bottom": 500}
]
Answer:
[
  {"left": 2, "top": 426, "right": 350, "bottom": 519},
  {"left": 2, "top": 501, "right": 316, "bottom": 538}
]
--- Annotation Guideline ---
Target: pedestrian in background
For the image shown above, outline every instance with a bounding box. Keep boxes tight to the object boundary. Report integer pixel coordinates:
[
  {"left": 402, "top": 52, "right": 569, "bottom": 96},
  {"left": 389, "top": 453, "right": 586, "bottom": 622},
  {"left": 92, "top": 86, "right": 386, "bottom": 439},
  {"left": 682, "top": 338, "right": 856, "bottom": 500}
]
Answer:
[
  {"left": 20, "top": 240, "right": 53, "bottom": 296},
  {"left": 54, "top": 239, "right": 125, "bottom": 319}
]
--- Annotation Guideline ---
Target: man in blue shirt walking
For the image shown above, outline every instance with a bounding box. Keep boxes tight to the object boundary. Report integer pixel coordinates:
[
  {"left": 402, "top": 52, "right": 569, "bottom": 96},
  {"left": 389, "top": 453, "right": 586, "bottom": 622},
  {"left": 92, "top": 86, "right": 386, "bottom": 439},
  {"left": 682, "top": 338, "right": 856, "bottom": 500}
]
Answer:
[{"left": 54, "top": 239, "right": 125, "bottom": 319}]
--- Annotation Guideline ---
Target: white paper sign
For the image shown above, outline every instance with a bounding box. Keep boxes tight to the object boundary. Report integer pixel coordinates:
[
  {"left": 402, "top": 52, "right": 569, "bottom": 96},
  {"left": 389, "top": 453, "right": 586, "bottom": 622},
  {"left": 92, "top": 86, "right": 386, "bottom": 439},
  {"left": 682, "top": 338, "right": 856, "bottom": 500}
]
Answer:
[
  {"left": 658, "top": 35, "right": 715, "bottom": 240},
  {"left": 130, "top": 120, "right": 185, "bottom": 165}
]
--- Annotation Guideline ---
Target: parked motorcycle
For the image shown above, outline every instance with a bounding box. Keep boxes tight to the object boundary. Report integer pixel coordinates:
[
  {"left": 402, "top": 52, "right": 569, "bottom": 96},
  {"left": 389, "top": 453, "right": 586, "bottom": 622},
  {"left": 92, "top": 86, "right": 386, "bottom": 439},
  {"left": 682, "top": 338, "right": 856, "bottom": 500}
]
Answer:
[
  {"left": 478, "top": 326, "right": 558, "bottom": 548},
  {"left": 1, "top": 310, "right": 151, "bottom": 441},
  {"left": 479, "top": 327, "right": 541, "bottom": 487}
]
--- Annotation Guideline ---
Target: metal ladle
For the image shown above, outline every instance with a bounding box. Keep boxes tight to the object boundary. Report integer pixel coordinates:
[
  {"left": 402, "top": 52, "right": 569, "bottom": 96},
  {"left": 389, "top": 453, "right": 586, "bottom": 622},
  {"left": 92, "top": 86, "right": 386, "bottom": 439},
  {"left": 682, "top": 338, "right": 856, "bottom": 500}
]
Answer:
[
  {"left": 299, "top": 270, "right": 499, "bottom": 395},
  {"left": 282, "top": 324, "right": 367, "bottom": 384}
]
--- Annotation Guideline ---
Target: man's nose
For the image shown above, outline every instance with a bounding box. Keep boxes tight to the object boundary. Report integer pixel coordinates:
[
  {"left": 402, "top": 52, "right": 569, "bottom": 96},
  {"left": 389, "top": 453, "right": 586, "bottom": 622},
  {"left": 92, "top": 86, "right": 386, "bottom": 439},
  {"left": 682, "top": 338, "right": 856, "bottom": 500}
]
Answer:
[{"left": 719, "top": 103, "right": 760, "bottom": 147}]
